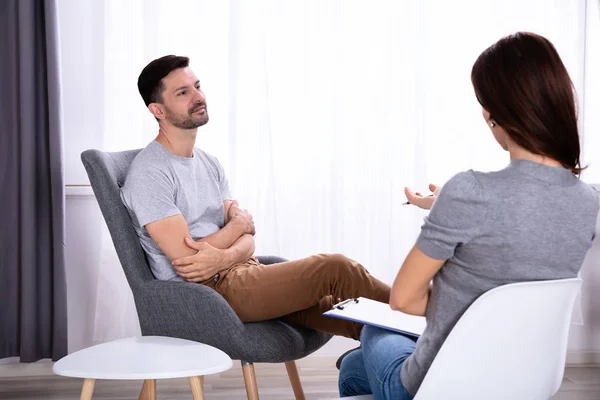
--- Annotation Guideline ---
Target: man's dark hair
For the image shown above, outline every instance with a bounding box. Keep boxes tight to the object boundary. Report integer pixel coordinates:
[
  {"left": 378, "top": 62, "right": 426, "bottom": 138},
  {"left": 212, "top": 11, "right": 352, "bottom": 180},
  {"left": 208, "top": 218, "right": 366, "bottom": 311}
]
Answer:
[{"left": 137, "top": 55, "right": 190, "bottom": 106}]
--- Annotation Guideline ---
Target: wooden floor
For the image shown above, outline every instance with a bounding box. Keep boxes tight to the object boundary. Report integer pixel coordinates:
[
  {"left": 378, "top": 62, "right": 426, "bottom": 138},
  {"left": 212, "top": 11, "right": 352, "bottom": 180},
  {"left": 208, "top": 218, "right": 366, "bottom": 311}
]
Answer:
[{"left": 0, "top": 356, "right": 599, "bottom": 399}]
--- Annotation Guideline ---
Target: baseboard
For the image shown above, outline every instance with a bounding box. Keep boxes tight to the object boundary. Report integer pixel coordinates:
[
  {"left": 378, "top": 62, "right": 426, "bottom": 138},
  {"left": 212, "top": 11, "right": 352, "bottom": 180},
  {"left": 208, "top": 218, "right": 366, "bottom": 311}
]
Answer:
[
  {"left": 0, "top": 357, "right": 21, "bottom": 365},
  {"left": 566, "top": 350, "right": 600, "bottom": 365}
]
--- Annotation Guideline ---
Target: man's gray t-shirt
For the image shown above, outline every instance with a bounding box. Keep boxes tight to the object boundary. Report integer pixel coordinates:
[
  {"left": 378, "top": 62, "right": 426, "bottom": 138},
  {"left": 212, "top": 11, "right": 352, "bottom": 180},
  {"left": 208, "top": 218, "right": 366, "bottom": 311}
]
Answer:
[
  {"left": 401, "top": 160, "right": 599, "bottom": 395},
  {"left": 120, "top": 141, "right": 232, "bottom": 281}
]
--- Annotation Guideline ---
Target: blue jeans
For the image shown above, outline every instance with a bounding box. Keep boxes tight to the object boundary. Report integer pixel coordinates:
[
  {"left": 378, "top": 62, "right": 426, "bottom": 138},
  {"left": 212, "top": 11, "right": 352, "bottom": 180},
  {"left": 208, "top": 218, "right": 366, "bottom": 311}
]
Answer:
[{"left": 338, "top": 325, "right": 416, "bottom": 400}]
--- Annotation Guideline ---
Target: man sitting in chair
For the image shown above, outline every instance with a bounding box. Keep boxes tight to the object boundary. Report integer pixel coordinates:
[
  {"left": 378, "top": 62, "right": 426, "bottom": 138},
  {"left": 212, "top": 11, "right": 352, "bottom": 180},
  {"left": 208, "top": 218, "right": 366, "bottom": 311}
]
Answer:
[{"left": 120, "top": 55, "right": 391, "bottom": 341}]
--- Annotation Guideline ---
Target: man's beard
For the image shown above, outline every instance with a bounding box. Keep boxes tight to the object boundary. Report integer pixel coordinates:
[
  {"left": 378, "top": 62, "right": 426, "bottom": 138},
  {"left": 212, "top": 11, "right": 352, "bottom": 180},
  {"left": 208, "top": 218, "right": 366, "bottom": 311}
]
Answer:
[{"left": 165, "top": 104, "right": 209, "bottom": 129}]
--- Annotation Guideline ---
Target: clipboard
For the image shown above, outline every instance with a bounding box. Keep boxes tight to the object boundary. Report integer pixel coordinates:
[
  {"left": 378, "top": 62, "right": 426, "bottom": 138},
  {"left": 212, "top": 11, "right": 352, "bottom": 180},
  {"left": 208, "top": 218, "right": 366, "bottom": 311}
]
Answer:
[{"left": 323, "top": 297, "right": 426, "bottom": 338}]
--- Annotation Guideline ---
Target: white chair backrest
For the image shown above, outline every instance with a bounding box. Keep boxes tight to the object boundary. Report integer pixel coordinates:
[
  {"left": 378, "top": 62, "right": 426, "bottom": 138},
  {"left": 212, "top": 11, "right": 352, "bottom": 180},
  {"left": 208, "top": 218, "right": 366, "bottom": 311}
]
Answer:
[{"left": 414, "top": 278, "right": 582, "bottom": 400}]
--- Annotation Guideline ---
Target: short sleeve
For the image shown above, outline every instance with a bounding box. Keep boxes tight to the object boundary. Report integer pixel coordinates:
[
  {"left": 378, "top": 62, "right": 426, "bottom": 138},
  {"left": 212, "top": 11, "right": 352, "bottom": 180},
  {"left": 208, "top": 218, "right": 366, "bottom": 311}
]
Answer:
[
  {"left": 121, "top": 166, "right": 181, "bottom": 227},
  {"left": 207, "top": 154, "right": 233, "bottom": 200},
  {"left": 416, "top": 171, "right": 486, "bottom": 260}
]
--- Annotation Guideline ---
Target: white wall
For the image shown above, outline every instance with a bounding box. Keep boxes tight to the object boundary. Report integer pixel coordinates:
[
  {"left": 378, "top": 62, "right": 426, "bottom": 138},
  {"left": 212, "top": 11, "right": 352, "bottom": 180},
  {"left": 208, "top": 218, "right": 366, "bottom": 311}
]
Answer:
[
  {"left": 567, "top": 194, "right": 600, "bottom": 362},
  {"left": 567, "top": 0, "right": 600, "bottom": 361},
  {"left": 57, "top": 0, "right": 374, "bottom": 355},
  {"left": 65, "top": 193, "right": 103, "bottom": 353},
  {"left": 64, "top": 188, "right": 600, "bottom": 357},
  {"left": 60, "top": 0, "right": 600, "bottom": 358},
  {"left": 582, "top": 0, "right": 600, "bottom": 184}
]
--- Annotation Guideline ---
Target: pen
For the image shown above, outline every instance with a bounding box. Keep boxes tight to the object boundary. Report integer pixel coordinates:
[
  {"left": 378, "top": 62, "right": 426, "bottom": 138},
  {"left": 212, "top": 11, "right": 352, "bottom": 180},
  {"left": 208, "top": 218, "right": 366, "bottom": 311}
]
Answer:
[
  {"left": 402, "top": 194, "right": 434, "bottom": 205},
  {"left": 332, "top": 298, "right": 360, "bottom": 310}
]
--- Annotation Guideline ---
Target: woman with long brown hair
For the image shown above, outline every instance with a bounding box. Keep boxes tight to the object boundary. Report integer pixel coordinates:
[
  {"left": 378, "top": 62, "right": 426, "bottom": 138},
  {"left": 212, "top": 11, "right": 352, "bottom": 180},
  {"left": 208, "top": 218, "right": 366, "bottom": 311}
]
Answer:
[{"left": 338, "top": 32, "right": 598, "bottom": 399}]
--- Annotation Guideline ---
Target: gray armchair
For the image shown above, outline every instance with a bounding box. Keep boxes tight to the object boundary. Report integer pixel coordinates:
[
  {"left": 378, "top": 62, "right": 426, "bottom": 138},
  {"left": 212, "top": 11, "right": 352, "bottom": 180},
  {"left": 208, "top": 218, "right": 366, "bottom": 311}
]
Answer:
[{"left": 81, "top": 149, "right": 331, "bottom": 399}]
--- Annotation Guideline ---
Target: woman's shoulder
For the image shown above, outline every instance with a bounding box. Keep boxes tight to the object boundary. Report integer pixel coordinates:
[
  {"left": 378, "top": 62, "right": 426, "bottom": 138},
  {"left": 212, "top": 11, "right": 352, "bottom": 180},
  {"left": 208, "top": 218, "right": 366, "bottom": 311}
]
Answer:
[
  {"left": 439, "top": 170, "right": 485, "bottom": 201},
  {"left": 577, "top": 181, "right": 599, "bottom": 200},
  {"left": 445, "top": 170, "right": 482, "bottom": 187},
  {"left": 447, "top": 167, "right": 599, "bottom": 213},
  {"left": 573, "top": 181, "right": 600, "bottom": 213}
]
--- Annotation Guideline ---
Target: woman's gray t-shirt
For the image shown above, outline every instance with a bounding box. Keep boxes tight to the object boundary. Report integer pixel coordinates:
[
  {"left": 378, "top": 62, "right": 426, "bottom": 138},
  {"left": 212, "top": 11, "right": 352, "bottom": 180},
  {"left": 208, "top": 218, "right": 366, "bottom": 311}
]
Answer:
[{"left": 401, "top": 160, "right": 599, "bottom": 395}]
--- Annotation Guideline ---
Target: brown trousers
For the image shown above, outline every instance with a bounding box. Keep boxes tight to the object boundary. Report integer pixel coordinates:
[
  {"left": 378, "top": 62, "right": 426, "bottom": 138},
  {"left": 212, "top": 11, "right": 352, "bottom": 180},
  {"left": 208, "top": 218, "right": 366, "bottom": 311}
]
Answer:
[{"left": 204, "top": 253, "right": 391, "bottom": 340}]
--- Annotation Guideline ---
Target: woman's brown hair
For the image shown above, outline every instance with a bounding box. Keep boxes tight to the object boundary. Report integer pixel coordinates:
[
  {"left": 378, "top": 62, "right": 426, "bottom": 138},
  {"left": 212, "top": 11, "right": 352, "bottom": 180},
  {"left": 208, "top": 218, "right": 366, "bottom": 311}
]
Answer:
[{"left": 471, "top": 32, "right": 583, "bottom": 175}]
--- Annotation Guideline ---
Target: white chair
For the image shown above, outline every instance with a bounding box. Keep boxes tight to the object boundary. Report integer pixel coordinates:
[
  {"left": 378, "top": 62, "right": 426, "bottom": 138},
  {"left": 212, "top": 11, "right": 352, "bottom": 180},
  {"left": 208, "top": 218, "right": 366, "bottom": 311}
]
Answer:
[{"left": 338, "top": 278, "right": 582, "bottom": 400}]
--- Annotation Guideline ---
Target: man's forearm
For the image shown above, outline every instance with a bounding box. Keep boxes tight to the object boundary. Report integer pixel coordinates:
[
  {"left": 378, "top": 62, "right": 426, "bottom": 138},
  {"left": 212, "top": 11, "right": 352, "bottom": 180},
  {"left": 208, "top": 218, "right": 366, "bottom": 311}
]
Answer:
[
  {"left": 219, "top": 234, "right": 255, "bottom": 271},
  {"left": 199, "top": 219, "right": 245, "bottom": 249}
]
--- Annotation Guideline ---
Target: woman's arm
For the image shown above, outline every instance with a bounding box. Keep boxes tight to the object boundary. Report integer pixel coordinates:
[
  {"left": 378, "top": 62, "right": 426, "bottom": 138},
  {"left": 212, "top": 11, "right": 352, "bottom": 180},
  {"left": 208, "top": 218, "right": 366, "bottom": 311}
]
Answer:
[
  {"left": 390, "top": 245, "right": 446, "bottom": 316},
  {"left": 393, "top": 171, "right": 484, "bottom": 315}
]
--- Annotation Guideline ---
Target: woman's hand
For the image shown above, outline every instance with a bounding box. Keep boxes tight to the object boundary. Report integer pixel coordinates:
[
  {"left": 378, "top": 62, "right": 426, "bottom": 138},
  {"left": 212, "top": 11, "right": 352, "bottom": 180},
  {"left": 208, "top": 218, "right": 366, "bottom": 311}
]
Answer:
[{"left": 404, "top": 183, "right": 440, "bottom": 210}]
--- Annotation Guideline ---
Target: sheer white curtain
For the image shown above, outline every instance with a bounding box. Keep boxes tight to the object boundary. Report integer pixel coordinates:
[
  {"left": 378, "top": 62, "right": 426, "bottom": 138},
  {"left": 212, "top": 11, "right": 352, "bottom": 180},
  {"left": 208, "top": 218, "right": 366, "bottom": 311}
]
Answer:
[{"left": 87, "top": 0, "right": 589, "bottom": 342}]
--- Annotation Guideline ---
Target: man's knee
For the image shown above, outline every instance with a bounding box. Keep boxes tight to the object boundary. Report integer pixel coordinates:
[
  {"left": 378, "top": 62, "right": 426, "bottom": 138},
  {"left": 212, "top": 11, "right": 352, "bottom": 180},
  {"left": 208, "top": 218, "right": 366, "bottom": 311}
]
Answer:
[{"left": 326, "top": 253, "right": 363, "bottom": 274}]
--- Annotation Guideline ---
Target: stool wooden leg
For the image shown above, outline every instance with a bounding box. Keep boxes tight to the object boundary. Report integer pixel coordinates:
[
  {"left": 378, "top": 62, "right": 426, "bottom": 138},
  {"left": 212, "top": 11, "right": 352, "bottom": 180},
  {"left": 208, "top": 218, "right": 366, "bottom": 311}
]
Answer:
[
  {"left": 138, "top": 379, "right": 156, "bottom": 400},
  {"left": 80, "top": 378, "right": 95, "bottom": 400},
  {"left": 285, "top": 361, "right": 306, "bottom": 400},
  {"left": 241, "top": 361, "right": 259, "bottom": 400},
  {"left": 147, "top": 379, "right": 156, "bottom": 400},
  {"left": 189, "top": 376, "right": 205, "bottom": 400},
  {"left": 138, "top": 380, "right": 147, "bottom": 400}
]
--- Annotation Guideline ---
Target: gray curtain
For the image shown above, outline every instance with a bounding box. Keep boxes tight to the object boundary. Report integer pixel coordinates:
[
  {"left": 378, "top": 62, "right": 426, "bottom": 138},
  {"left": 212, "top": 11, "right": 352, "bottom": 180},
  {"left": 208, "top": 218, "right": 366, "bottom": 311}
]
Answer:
[{"left": 0, "top": 0, "right": 68, "bottom": 362}]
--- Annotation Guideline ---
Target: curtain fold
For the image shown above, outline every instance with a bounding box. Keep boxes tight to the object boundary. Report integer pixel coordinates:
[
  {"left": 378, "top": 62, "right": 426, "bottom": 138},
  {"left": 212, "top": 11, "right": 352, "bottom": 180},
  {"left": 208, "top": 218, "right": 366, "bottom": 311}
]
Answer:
[{"left": 0, "top": 0, "right": 68, "bottom": 362}]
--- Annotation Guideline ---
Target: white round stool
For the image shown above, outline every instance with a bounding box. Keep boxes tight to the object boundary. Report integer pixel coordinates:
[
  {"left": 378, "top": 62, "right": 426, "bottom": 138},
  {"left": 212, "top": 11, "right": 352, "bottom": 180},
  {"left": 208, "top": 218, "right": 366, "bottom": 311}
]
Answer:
[{"left": 52, "top": 336, "right": 232, "bottom": 400}]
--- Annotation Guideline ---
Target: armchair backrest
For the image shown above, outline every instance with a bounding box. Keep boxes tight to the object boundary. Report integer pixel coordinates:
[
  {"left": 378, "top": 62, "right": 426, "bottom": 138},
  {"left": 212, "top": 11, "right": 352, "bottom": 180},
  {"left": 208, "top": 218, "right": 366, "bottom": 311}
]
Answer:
[{"left": 81, "top": 149, "right": 154, "bottom": 289}]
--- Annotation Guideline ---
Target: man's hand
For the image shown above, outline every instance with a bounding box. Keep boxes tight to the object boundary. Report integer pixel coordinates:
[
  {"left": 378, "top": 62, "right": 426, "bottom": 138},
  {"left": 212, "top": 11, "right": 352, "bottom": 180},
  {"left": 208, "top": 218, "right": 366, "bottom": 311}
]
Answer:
[
  {"left": 172, "top": 238, "right": 228, "bottom": 282},
  {"left": 227, "top": 200, "right": 239, "bottom": 222},
  {"left": 229, "top": 202, "right": 256, "bottom": 235},
  {"left": 404, "top": 183, "right": 440, "bottom": 210}
]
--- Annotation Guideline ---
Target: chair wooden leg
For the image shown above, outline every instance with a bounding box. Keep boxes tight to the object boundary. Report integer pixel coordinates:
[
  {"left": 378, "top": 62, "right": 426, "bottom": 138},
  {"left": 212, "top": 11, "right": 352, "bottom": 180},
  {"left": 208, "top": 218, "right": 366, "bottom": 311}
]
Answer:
[
  {"left": 285, "top": 361, "right": 306, "bottom": 400},
  {"left": 138, "top": 379, "right": 156, "bottom": 400},
  {"left": 241, "top": 361, "right": 259, "bottom": 400},
  {"left": 189, "top": 376, "right": 205, "bottom": 400},
  {"left": 80, "top": 378, "right": 95, "bottom": 400}
]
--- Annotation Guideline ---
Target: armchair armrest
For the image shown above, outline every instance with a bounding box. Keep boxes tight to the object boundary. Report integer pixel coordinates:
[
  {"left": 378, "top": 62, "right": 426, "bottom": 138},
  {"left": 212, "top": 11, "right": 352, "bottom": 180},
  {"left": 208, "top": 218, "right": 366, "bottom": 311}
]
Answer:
[{"left": 257, "top": 255, "right": 287, "bottom": 265}]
